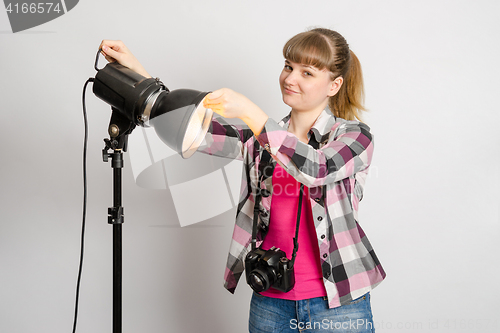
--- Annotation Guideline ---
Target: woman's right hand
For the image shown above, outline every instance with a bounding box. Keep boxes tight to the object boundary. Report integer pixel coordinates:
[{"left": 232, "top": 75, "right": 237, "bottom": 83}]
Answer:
[
  {"left": 99, "top": 40, "right": 151, "bottom": 78},
  {"left": 203, "top": 88, "right": 268, "bottom": 136}
]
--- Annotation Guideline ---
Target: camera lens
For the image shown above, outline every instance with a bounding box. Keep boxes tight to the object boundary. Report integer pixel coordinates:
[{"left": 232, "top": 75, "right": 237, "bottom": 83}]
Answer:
[
  {"left": 248, "top": 272, "right": 266, "bottom": 292},
  {"left": 248, "top": 268, "right": 276, "bottom": 292}
]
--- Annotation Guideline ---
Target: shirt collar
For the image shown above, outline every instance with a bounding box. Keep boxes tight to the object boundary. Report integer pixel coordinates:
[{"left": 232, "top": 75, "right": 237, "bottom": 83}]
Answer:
[{"left": 279, "top": 106, "right": 336, "bottom": 144}]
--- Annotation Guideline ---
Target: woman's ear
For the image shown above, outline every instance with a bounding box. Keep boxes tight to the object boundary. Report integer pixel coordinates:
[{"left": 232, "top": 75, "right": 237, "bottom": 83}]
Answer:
[{"left": 328, "top": 76, "right": 343, "bottom": 97}]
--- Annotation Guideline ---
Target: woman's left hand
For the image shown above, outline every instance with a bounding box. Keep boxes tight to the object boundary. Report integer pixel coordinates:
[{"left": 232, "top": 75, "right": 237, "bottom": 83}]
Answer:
[{"left": 203, "top": 88, "right": 269, "bottom": 135}]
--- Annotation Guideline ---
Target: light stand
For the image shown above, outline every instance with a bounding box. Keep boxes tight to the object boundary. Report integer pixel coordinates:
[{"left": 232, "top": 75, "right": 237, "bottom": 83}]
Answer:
[
  {"left": 105, "top": 144, "right": 123, "bottom": 333},
  {"left": 102, "top": 109, "right": 135, "bottom": 333}
]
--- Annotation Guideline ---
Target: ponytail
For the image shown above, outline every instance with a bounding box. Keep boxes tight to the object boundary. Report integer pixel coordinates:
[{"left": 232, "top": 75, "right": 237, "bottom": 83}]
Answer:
[{"left": 329, "top": 50, "right": 365, "bottom": 121}]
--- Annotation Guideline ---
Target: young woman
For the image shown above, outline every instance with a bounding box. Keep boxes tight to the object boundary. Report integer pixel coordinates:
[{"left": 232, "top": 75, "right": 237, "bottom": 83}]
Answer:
[{"left": 100, "top": 27, "right": 385, "bottom": 332}]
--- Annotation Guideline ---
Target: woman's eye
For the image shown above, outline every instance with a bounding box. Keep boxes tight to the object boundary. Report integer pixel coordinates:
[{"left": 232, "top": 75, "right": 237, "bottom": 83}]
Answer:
[
  {"left": 285, "top": 65, "right": 292, "bottom": 71},
  {"left": 304, "top": 71, "right": 313, "bottom": 76}
]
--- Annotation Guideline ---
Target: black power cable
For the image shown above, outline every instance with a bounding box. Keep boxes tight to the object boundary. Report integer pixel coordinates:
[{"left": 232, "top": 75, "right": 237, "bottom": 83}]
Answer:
[{"left": 72, "top": 77, "right": 94, "bottom": 333}]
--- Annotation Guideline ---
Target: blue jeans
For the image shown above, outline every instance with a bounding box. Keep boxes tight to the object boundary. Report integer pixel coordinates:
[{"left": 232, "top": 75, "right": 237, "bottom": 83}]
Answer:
[{"left": 249, "top": 292, "right": 375, "bottom": 333}]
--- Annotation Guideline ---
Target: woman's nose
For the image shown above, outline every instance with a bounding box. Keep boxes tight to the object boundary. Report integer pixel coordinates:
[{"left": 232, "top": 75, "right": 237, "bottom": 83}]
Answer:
[{"left": 284, "top": 71, "right": 298, "bottom": 85}]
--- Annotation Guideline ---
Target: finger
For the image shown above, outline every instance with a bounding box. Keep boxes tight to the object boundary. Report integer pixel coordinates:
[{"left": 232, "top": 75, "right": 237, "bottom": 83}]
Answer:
[
  {"left": 101, "top": 45, "right": 122, "bottom": 62},
  {"left": 99, "top": 40, "right": 117, "bottom": 55},
  {"left": 203, "top": 98, "right": 224, "bottom": 111},
  {"left": 104, "top": 55, "right": 116, "bottom": 63},
  {"left": 206, "top": 89, "right": 225, "bottom": 102},
  {"left": 100, "top": 40, "right": 124, "bottom": 50},
  {"left": 203, "top": 95, "right": 224, "bottom": 107},
  {"left": 209, "top": 106, "right": 226, "bottom": 117},
  {"left": 203, "top": 101, "right": 224, "bottom": 111}
]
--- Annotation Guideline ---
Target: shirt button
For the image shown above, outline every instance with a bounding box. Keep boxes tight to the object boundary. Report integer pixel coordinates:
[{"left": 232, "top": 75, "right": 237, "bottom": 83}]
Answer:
[
  {"left": 317, "top": 216, "right": 323, "bottom": 221},
  {"left": 314, "top": 198, "right": 320, "bottom": 202},
  {"left": 324, "top": 271, "right": 331, "bottom": 279},
  {"left": 323, "top": 253, "right": 328, "bottom": 258},
  {"left": 321, "top": 234, "right": 326, "bottom": 239}
]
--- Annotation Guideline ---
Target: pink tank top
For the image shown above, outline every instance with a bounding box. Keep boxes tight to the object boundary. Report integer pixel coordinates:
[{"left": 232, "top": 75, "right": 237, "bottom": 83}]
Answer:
[{"left": 260, "top": 163, "right": 326, "bottom": 300}]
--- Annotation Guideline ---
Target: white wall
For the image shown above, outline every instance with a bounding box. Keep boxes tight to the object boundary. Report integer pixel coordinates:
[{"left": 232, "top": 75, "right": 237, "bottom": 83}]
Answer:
[{"left": 1, "top": 1, "right": 499, "bottom": 332}]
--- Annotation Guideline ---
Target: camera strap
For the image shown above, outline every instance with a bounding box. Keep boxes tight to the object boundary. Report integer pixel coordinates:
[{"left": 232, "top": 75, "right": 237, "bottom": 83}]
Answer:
[
  {"left": 251, "top": 158, "right": 305, "bottom": 269},
  {"left": 290, "top": 135, "right": 319, "bottom": 265},
  {"left": 251, "top": 136, "right": 318, "bottom": 261},
  {"left": 251, "top": 149, "right": 272, "bottom": 251},
  {"left": 290, "top": 183, "right": 304, "bottom": 267}
]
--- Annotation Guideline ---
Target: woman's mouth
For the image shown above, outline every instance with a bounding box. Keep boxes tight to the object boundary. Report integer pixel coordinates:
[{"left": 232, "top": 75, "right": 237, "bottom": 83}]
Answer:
[{"left": 283, "top": 87, "right": 299, "bottom": 94}]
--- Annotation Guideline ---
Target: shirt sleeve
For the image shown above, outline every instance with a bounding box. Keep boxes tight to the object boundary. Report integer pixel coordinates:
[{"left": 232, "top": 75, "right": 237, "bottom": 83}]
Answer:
[
  {"left": 256, "top": 118, "right": 374, "bottom": 186},
  {"left": 197, "top": 115, "right": 255, "bottom": 160}
]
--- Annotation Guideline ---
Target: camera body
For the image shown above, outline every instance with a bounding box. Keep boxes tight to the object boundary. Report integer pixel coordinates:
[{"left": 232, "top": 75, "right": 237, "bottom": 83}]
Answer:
[{"left": 245, "top": 246, "right": 295, "bottom": 293}]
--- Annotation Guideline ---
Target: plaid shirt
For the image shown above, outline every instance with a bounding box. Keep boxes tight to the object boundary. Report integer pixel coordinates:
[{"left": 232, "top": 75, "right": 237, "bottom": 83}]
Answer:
[{"left": 200, "top": 107, "right": 386, "bottom": 308}]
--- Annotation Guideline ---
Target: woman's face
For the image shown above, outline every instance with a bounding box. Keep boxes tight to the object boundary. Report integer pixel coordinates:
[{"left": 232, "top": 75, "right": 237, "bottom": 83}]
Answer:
[{"left": 279, "top": 60, "right": 341, "bottom": 113}]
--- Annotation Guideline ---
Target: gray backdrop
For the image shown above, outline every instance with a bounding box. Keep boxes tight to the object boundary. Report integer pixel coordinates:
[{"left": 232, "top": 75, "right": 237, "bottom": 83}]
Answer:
[{"left": 1, "top": 1, "right": 499, "bottom": 332}]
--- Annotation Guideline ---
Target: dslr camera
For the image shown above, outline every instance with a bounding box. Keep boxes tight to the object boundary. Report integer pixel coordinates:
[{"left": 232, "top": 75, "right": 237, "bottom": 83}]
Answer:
[{"left": 245, "top": 246, "right": 295, "bottom": 293}]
